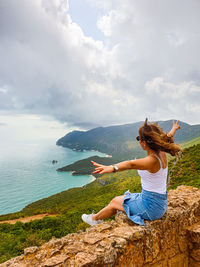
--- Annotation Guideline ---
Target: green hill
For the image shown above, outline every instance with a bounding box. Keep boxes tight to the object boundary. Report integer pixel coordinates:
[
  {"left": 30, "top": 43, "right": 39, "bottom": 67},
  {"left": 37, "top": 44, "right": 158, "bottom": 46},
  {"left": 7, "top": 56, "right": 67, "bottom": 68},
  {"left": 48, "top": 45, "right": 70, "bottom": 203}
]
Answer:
[
  {"left": 56, "top": 120, "right": 200, "bottom": 175},
  {"left": 180, "top": 136, "right": 200, "bottom": 149},
  {"left": 168, "top": 143, "right": 200, "bottom": 189},
  {"left": 56, "top": 120, "right": 200, "bottom": 158}
]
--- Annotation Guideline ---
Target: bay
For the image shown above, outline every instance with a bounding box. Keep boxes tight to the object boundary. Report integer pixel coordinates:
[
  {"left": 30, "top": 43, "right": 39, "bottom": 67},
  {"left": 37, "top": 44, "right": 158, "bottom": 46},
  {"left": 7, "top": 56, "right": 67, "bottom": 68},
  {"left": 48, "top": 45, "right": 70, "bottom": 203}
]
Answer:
[{"left": 0, "top": 139, "right": 105, "bottom": 215}]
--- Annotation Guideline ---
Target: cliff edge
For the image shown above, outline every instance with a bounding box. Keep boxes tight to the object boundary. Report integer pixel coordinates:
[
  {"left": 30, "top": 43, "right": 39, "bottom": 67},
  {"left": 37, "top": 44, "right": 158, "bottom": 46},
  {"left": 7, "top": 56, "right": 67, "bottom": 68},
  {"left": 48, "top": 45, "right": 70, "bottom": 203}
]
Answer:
[{"left": 1, "top": 185, "right": 200, "bottom": 267}]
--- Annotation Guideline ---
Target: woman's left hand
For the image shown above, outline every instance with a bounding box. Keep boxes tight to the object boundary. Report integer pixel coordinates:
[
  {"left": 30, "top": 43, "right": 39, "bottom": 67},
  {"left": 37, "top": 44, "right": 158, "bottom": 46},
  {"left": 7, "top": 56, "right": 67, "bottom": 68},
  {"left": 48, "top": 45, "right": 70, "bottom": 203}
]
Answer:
[
  {"left": 91, "top": 161, "right": 114, "bottom": 174},
  {"left": 172, "top": 120, "right": 180, "bottom": 131}
]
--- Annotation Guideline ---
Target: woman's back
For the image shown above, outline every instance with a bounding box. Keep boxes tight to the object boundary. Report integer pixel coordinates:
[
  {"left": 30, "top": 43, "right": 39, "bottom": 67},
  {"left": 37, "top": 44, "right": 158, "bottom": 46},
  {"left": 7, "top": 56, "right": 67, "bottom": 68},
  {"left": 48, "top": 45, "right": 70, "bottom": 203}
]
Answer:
[{"left": 138, "top": 153, "right": 168, "bottom": 194}]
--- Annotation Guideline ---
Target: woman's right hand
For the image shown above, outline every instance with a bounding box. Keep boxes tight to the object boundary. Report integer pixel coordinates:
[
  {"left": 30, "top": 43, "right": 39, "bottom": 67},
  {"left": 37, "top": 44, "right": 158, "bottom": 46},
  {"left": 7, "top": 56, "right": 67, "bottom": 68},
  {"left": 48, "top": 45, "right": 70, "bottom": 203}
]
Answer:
[{"left": 91, "top": 161, "right": 114, "bottom": 175}]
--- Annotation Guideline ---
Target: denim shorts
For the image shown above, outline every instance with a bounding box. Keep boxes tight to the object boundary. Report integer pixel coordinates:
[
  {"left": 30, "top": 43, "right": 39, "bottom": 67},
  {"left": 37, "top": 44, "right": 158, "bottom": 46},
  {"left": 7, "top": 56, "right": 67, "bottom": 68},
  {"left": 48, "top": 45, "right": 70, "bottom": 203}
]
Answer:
[{"left": 122, "top": 188, "right": 168, "bottom": 226}]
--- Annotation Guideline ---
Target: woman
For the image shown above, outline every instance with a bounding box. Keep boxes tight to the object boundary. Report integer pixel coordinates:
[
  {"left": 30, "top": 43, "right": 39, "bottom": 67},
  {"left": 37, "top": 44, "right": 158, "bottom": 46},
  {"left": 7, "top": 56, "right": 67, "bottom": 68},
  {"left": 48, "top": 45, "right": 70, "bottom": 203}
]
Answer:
[{"left": 82, "top": 119, "right": 181, "bottom": 226}]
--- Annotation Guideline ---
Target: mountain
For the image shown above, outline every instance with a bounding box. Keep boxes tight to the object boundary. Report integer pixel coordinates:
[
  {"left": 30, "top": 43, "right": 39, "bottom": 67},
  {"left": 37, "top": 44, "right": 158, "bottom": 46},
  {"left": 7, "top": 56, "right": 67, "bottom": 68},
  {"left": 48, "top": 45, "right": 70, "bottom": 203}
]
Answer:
[{"left": 56, "top": 120, "right": 200, "bottom": 159}]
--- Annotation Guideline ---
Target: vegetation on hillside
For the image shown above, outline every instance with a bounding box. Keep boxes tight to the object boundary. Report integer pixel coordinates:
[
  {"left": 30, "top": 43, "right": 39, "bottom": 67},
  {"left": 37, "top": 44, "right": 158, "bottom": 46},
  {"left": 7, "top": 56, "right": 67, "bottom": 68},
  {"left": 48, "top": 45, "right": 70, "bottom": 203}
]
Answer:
[
  {"left": 0, "top": 142, "right": 199, "bottom": 263},
  {"left": 168, "top": 144, "right": 200, "bottom": 189},
  {"left": 0, "top": 169, "right": 141, "bottom": 263},
  {"left": 180, "top": 136, "right": 200, "bottom": 149}
]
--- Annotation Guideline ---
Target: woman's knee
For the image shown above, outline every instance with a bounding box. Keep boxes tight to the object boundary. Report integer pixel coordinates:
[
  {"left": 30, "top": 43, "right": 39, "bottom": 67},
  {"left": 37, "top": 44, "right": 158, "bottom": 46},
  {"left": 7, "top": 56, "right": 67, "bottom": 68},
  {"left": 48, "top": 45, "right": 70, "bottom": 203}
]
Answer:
[
  {"left": 109, "top": 196, "right": 120, "bottom": 205},
  {"left": 109, "top": 196, "right": 124, "bottom": 210}
]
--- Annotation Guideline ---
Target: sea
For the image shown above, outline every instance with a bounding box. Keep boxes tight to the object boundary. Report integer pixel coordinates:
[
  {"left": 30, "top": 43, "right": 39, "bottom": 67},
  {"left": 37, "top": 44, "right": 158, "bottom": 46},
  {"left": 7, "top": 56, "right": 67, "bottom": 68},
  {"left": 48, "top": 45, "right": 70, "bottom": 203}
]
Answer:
[{"left": 0, "top": 139, "right": 106, "bottom": 216}]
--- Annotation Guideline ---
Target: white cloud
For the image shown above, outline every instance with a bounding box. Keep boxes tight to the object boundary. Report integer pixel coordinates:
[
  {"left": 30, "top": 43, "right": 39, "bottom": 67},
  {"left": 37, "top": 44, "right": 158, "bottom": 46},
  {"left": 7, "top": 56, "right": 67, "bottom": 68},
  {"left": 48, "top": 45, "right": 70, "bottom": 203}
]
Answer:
[
  {"left": 145, "top": 78, "right": 200, "bottom": 99},
  {"left": 0, "top": 85, "right": 9, "bottom": 94},
  {"left": 186, "top": 103, "right": 200, "bottom": 113},
  {"left": 0, "top": 0, "right": 200, "bottom": 128},
  {"left": 165, "top": 32, "right": 186, "bottom": 47},
  {"left": 97, "top": 10, "right": 126, "bottom": 37}
]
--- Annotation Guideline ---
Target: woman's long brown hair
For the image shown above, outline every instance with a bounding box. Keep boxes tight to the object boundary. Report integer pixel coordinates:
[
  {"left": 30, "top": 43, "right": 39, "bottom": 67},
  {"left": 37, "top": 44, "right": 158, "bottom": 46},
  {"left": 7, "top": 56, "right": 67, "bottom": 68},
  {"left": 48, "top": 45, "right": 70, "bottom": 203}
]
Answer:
[{"left": 139, "top": 118, "right": 182, "bottom": 156}]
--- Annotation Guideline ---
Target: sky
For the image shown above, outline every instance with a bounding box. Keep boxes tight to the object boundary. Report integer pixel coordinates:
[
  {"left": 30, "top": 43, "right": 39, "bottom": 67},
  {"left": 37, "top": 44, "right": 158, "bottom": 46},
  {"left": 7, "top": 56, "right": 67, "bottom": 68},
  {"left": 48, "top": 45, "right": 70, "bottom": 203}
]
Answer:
[{"left": 0, "top": 0, "right": 200, "bottom": 140}]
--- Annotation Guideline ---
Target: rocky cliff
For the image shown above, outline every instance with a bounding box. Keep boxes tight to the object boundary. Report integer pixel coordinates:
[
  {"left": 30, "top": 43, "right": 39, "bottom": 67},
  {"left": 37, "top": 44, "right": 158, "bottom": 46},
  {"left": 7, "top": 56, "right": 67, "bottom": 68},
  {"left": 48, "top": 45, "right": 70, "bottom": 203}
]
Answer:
[{"left": 1, "top": 185, "right": 200, "bottom": 267}]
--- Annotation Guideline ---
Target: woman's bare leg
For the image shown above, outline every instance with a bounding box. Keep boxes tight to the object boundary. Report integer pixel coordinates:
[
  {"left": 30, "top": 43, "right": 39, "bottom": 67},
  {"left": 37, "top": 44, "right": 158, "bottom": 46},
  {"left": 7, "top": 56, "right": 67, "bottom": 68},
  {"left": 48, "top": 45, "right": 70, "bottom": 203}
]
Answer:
[{"left": 92, "top": 195, "right": 125, "bottom": 220}]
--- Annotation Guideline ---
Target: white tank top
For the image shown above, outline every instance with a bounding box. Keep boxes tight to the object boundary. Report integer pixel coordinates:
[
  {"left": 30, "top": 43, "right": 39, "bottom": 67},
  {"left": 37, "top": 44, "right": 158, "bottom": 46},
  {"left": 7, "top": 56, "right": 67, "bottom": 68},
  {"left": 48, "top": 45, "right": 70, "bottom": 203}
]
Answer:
[{"left": 137, "top": 154, "right": 168, "bottom": 194}]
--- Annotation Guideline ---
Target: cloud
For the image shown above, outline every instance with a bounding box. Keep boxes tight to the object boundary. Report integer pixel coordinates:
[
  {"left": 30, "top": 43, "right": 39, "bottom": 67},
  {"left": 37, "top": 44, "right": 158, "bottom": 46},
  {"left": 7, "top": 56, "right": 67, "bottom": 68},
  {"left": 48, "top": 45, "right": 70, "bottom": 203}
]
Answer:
[
  {"left": 97, "top": 10, "right": 126, "bottom": 37},
  {"left": 144, "top": 77, "right": 200, "bottom": 123},
  {"left": 145, "top": 78, "right": 200, "bottom": 99},
  {"left": 0, "top": 0, "right": 200, "bottom": 128},
  {"left": 0, "top": 122, "right": 7, "bottom": 127}
]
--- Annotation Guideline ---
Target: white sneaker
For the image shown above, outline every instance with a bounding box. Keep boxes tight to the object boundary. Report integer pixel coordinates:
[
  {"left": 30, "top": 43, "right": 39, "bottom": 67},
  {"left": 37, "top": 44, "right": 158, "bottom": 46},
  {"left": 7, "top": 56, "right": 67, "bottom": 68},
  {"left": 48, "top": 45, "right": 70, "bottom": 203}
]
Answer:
[{"left": 81, "top": 213, "right": 103, "bottom": 226}]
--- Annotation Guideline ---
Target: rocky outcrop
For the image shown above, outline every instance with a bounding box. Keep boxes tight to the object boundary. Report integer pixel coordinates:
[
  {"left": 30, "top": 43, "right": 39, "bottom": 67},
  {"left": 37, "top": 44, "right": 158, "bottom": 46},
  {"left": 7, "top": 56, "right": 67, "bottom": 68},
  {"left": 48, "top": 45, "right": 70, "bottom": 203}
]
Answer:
[{"left": 1, "top": 185, "right": 200, "bottom": 267}]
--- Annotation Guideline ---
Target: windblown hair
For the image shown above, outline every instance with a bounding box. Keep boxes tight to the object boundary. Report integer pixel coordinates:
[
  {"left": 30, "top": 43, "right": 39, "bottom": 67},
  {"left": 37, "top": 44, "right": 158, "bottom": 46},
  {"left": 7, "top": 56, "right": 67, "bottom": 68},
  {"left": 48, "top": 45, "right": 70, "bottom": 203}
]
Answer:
[{"left": 139, "top": 118, "right": 182, "bottom": 156}]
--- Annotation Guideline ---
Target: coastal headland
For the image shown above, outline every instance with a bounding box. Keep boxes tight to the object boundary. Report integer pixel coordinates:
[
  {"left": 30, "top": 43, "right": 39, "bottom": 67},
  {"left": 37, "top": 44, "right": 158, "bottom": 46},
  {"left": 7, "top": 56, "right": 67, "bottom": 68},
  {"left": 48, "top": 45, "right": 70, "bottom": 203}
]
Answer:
[{"left": 0, "top": 121, "right": 199, "bottom": 264}]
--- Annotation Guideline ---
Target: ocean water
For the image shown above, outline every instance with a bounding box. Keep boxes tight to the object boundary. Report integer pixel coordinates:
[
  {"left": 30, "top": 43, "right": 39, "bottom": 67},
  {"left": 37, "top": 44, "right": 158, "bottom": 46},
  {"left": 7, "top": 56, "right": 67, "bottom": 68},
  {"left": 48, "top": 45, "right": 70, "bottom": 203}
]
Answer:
[{"left": 0, "top": 139, "right": 105, "bottom": 215}]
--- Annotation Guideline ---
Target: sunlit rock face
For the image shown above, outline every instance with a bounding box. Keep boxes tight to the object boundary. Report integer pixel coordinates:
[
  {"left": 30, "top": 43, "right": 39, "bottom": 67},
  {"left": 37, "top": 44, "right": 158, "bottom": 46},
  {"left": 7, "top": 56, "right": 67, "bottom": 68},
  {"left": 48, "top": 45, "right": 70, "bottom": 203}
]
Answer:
[{"left": 1, "top": 185, "right": 200, "bottom": 267}]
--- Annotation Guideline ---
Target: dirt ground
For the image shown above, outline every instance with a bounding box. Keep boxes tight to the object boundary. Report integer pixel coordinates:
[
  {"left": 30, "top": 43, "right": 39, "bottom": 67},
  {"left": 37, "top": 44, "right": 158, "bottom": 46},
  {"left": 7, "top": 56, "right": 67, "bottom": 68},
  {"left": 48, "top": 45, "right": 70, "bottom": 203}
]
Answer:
[{"left": 0, "top": 214, "right": 58, "bottom": 224}]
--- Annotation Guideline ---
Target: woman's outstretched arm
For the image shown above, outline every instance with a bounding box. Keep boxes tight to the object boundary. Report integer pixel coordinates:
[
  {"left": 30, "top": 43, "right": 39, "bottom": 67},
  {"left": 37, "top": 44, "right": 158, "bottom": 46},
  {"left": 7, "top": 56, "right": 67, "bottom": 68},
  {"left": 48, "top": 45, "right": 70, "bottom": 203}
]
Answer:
[{"left": 91, "top": 156, "right": 156, "bottom": 175}]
